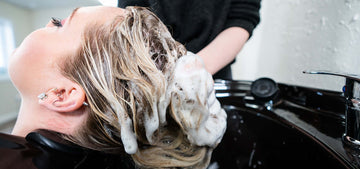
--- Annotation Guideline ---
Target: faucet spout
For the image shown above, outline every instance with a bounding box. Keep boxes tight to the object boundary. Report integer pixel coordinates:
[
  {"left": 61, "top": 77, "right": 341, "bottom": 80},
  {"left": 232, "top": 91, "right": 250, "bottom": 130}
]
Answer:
[{"left": 303, "top": 70, "right": 360, "bottom": 146}]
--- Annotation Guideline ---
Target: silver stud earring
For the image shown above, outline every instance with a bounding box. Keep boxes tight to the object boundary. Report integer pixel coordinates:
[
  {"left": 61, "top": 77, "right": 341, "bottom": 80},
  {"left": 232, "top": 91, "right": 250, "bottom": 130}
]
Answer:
[
  {"left": 38, "top": 88, "right": 57, "bottom": 100},
  {"left": 38, "top": 93, "right": 47, "bottom": 100},
  {"left": 83, "top": 102, "right": 89, "bottom": 106}
]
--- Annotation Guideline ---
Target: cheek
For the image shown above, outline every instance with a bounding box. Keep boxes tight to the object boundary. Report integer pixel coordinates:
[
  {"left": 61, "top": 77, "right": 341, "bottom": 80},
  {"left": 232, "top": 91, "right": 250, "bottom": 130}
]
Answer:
[
  {"left": 8, "top": 28, "right": 80, "bottom": 93},
  {"left": 8, "top": 30, "right": 56, "bottom": 91}
]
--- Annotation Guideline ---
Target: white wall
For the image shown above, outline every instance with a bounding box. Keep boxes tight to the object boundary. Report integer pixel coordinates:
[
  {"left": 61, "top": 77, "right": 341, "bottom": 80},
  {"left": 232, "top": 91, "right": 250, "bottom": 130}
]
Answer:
[
  {"left": 32, "top": 7, "right": 82, "bottom": 30},
  {"left": 30, "top": 1, "right": 101, "bottom": 30},
  {"left": 233, "top": 0, "right": 360, "bottom": 92},
  {"left": 0, "top": 1, "right": 32, "bottom": 46},
  {"left": 0, "top": 1, "right": 29, "bottom": 118}
]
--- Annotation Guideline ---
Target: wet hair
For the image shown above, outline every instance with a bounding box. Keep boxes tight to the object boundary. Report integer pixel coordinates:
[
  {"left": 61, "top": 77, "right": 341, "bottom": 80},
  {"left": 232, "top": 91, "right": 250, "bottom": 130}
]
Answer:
[{"left": 60, "top": 6, "right": 214, "bottom": 168}]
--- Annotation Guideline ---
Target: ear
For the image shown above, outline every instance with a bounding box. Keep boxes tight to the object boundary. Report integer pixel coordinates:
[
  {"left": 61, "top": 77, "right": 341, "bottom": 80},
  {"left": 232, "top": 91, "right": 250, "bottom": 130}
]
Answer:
[{"left": 39, "top": 82, "right": 86, "bottom": 113}]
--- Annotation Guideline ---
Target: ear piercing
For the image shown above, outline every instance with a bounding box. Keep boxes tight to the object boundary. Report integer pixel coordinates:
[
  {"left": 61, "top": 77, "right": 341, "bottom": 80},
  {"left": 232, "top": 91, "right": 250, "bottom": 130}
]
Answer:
[
  {"left": 38, "top": 88, "right": 89, "bottom": 107},
  {"left": 37, "top": 88, "right": 58, "bottom": 100},
  {"left": 37, "top": 93, "right": 48, "bottom": 100}
]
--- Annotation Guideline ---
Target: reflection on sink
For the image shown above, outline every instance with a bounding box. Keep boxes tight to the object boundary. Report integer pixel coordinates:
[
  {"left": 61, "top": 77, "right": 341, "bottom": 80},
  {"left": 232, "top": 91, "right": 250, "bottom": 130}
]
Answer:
[{"left": 210, "top": 80, "right": 356, "bottom": 169}]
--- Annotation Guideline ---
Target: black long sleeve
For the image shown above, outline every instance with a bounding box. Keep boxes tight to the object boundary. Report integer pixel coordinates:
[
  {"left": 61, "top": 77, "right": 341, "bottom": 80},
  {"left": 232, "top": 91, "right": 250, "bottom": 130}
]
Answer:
[
  {"left": 118, "top": 0, "right": 261, "bottom": 79},
  {"left": 225, "top": 0, "right": 261, "bottom": 37},
  {"left": 118, "top": 0, "right": 261, "bottom": 53}
]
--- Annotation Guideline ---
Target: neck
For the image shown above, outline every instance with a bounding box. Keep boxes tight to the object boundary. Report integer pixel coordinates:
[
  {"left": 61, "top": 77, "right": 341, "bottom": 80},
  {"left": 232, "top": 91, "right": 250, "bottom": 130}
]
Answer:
[
  {"left": 11, "top": 97, "right": 45, "bottom": 136},
  {"left": 12, "top": 97, "right": 88, "bottom": 137}
]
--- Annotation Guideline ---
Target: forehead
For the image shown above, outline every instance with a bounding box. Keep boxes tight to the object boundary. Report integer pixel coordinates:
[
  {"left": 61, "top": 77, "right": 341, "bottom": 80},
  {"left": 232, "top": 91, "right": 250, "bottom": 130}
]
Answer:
[{"left": 74, "top": 6, "right": 126, "bottom": 25}]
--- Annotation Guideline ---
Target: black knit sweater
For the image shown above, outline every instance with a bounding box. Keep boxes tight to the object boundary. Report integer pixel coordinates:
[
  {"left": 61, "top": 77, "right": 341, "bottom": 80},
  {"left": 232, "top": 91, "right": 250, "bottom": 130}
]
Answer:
[{"left": 118, "top": 0, "right": 261, "bottom": 79}]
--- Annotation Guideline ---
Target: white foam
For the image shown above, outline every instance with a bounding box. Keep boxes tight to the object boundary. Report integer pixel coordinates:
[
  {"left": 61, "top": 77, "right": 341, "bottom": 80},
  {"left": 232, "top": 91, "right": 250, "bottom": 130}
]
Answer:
[
  {"left": 208, "top": 162, "right": 219, "bottom": 169},
  {"left": 114, "top": 102, "right": 138, "bottom": 154},
  {"left": 144, "top": 103, "right": 159, "bottom": 143},
  {"left": 119, "top": 117, "right": 138, "bottom": 154},
  {"left": 169, "top": 52, "right": 227, "bottom": 147},
  {"left": 131, "top": 52, "right": 227, "bottom": 153}
]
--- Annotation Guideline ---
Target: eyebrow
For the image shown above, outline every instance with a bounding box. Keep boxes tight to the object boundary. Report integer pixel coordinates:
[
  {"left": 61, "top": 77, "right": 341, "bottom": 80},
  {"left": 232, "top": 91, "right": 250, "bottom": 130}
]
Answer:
[{"left": 68, "top": 7, "right": 80, "bottom": 24}]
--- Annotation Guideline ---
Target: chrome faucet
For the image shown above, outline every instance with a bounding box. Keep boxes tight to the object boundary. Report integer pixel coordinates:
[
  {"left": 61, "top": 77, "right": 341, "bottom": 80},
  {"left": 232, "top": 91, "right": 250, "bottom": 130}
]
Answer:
[{"left": 303, "top": 70, "right": 360, "bottom": 147}]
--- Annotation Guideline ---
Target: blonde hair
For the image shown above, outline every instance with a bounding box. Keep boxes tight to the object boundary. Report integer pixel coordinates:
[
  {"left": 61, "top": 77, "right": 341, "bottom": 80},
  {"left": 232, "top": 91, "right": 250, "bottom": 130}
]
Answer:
[{"left": 61, "top": 6, "right": 213, "bottom": 168}]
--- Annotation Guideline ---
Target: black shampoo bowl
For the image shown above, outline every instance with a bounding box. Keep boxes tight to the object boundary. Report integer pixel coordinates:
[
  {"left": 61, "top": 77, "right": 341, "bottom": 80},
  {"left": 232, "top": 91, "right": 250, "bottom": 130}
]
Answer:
[{"left": 210, "top": 79, "right": 356, "bottom": 169}]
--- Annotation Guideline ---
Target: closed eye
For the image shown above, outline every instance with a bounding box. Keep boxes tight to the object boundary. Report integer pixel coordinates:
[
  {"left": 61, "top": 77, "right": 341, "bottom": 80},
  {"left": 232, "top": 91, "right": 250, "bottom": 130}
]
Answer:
[{"left": 51, "top": 17, "right": 63, "bottom": 27}]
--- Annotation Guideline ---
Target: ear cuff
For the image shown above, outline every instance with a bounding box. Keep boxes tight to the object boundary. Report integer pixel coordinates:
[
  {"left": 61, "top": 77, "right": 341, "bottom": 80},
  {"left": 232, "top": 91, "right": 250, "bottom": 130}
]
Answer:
[
  {"left": 37, "top": 88, "right": 58, "bottom": 100},
  {"left": 37, "top": 93, "right": 48, "bottom": 100}
]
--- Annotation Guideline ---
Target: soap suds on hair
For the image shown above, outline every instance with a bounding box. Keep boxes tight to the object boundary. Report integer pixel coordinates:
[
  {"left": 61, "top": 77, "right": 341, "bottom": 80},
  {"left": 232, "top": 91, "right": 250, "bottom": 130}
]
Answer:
[
  {"left": 168, "top": 52, "right": 227, "bottom": 147},
  {"left": 119, "top": 114, "right": 138, "bottom": 154},
  {"left": 138, "top": 52, "right": 227, "bottom": 152}
]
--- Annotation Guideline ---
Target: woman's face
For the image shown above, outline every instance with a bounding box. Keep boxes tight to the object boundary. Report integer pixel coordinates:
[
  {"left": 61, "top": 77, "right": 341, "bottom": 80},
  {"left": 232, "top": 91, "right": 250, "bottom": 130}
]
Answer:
[{"left": 8, "top": 6, "right": 125, "bottom": 97}]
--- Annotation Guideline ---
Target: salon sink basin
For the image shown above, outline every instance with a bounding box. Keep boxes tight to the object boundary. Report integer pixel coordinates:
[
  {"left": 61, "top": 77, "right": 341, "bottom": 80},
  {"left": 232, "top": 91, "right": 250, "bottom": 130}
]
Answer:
[{"left": 210, "top": 79, "right": 356, "bottom": 169}]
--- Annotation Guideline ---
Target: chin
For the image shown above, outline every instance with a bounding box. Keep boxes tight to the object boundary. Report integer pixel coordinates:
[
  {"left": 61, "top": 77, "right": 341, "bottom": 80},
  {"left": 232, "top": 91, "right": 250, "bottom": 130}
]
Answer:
[{"left": 8, "top": 51, "right": 22, "bottom": 87}]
